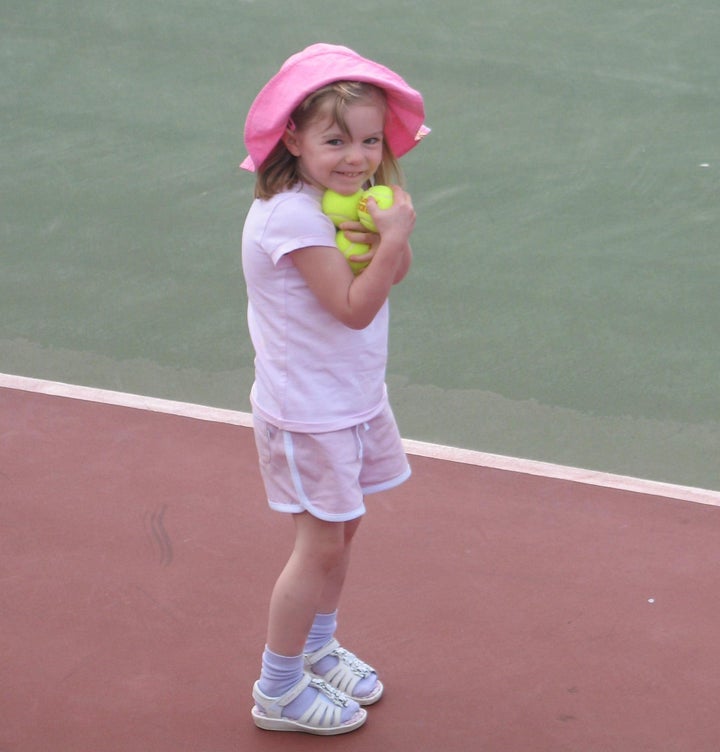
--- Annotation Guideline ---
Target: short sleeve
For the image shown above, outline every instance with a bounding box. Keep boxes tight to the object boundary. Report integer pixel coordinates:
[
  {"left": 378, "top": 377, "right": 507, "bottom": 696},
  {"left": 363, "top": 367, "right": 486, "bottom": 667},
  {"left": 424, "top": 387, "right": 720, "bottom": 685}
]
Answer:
[{"left": 261, "top": 191, "right": 337, "bottom": 265}]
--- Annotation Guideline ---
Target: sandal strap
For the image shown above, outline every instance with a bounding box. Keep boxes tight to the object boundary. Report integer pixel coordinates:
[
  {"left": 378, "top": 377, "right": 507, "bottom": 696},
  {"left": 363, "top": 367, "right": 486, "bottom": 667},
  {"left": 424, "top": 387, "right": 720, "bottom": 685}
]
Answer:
[
  {"left": 306, "top": 638, "right": 376, "bottom": 677},
  {"left": 298, "top": 677, "right": 353, "bottom": 728},
  {"left": 305, "top": 639, "right": 376, "bottom": 697},
  {"left": 332, "top": 648, "right": 375, "bottom": 678},
  {"left": 253, "top": 674, "right": 353, "bottom": 728},
  {"left": 253, "top": 672, "right": 312, "bottom": 716},
  {"left": 304, "top": 637, "right": 343, "bottom": 664}
]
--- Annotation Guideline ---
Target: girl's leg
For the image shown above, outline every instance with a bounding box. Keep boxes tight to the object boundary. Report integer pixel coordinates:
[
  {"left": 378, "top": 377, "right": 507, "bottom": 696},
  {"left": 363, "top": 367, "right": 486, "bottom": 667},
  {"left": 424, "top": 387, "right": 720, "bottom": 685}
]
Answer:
[
  {"left": 266, "top": 512, "right": 357, "bottom": 656},
  {"left": 299, "top": 515, "right": 380, "bottom": 703},
  {"left": 316, "top": 516, "right": 361, "bottom": 615},
  {"left": 303, "top": 516, "right": 360, "bottom": 653},
  {"left": 254, "top": 513, "right": 364, "bottom": 730}
]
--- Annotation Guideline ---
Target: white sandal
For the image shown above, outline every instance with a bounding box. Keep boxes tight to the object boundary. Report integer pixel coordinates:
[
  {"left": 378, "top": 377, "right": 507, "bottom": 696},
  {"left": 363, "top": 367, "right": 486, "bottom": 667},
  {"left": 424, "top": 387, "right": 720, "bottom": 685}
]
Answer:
[
  {"left": 304, "top": 638, "right": 384, "bottom": 706},
  {"left": 251, "top": 673, "right": 367, "bottom": 735}
]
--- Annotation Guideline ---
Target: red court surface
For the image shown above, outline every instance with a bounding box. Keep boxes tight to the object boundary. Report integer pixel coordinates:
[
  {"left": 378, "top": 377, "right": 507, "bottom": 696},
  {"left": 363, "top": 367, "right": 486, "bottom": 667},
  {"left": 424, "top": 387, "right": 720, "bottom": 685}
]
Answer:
[{"left": 2, "top": 382, "right": 720, "bottom": 752}]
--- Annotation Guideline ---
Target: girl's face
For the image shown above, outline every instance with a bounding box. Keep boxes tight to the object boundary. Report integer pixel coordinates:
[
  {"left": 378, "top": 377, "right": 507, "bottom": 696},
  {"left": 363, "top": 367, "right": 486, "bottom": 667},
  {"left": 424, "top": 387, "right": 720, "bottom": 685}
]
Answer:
[{"left": 283, "top": 100, "right": 385, "bottom": 196}]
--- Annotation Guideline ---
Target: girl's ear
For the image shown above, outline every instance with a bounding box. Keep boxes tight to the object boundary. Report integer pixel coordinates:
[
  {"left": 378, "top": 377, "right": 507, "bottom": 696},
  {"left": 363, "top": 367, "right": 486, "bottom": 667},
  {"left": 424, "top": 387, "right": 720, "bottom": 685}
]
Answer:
[{"left": 282, "top": 128, "right": 301, "bottom": 157}]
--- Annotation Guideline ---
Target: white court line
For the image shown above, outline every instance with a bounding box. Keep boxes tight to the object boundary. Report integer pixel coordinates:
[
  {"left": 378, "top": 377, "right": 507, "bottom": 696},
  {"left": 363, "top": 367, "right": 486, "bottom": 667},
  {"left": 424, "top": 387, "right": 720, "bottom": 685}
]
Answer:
[{"left": 2, "top": 372, "right": 719, "bottom": 507}]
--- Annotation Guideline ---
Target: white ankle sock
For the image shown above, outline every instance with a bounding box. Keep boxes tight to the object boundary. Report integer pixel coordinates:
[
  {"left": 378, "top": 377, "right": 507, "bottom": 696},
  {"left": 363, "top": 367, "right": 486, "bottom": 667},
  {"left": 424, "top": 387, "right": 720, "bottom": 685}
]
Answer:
[
  {"left": 304, "top": 611, "right": 338, "bottom": 653},
  {"left": 258, "top": 646, "right": 304, "bottom": 698}
]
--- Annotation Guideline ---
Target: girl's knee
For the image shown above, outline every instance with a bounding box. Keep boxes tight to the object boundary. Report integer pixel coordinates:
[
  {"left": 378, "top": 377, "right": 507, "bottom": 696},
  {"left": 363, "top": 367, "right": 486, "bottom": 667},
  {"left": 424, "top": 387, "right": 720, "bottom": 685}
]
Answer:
[
  {"left": 294, "top": 515, "right": 352, "bottom": 571},
  {"left": 309, "top": 534, "right": 348, "bottom": 572}
]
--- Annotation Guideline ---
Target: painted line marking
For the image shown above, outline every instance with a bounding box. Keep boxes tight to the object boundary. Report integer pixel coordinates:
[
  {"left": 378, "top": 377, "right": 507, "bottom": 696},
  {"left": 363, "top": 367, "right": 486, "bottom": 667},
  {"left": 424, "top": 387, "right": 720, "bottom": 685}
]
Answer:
[{"left": 1, "top": 372, "right": 718, "bottom": 507}]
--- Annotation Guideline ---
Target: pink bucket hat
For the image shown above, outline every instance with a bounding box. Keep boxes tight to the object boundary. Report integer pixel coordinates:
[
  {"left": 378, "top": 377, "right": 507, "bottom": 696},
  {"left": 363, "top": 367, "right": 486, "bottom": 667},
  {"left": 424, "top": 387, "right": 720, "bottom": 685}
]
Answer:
[{"left": 241, "top": 43, "right": 430, "bottom": 171}]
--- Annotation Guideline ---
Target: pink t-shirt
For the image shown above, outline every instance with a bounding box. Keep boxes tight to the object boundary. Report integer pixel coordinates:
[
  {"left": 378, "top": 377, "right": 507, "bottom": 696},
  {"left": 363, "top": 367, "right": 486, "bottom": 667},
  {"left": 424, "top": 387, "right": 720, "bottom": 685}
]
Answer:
[{"left": 242, "top": 183, "right": 389, "bottom": 432}]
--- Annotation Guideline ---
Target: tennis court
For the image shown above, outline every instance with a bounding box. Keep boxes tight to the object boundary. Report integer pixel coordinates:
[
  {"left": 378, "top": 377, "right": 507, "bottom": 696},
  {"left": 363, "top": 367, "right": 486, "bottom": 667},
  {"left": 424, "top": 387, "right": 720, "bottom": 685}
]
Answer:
[
  {"left": 2, "top": 1, "right": 719, "bottom": 749},
  {"left": 2, "top": 377, "right": 720, "bottom": 751}
]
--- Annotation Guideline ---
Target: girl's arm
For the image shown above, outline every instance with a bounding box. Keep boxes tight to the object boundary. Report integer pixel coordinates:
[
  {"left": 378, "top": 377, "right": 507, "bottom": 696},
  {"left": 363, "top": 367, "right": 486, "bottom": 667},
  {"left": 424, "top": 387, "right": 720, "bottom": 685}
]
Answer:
[
  {"left": 291, "top": 186, "right": 415, "bottom": 330},
  {"left": 392, "top": 242, "right": 413, "bottom": 285}
]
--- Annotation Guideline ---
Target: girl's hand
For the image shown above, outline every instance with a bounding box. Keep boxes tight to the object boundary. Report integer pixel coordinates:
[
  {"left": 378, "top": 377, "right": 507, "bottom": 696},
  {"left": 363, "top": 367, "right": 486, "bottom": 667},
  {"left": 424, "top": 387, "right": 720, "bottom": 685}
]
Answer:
[
  {"left": 363, "top": 185, "right": 416, "bottom": 245},
  {"left": 338, "top": 185, "right": 415, "bottom": 266},
  {"left": 337, "top": 221, "right": 378, "bottom": 267}
]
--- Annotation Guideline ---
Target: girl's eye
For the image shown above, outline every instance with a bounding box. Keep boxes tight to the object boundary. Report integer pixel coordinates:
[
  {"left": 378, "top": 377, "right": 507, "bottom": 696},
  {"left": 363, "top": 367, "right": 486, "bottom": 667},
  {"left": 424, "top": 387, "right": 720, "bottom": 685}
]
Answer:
[
  {"left": 365, "top": 137, "right": 381, "bottom": 145},
  {"left": 327, "top": 138, "right": 344, "bottom": 146}
]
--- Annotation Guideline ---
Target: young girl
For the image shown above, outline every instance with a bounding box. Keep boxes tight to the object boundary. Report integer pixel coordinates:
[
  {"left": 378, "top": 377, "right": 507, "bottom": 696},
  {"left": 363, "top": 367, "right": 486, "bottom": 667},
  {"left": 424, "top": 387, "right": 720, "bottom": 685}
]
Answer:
[{"left": 240, "top": 43, "right": 429, "bottom": 735}]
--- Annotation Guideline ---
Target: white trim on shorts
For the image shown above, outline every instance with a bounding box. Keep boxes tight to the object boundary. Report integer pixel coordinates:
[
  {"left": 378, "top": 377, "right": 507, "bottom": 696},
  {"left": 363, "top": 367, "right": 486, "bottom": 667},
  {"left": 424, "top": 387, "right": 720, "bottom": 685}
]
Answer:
[
  {"left": 284, "top": 429, "right": 314, "bottom": 511},
  {"left": 253, "top": 405, "right": 411, "bottom": 522},
  {"left": 283, "top": 427, "right": 412, "bottom": 504},
  {"left": 361, "top": 467, "right": 412, "bottom": 495}
]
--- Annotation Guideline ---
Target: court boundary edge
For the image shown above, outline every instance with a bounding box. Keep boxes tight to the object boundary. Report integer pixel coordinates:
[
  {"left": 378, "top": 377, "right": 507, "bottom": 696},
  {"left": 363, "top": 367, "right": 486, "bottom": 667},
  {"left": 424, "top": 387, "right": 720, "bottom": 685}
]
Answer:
[{"left": 2, "top": 372, "right": 718, "bottom": 507}]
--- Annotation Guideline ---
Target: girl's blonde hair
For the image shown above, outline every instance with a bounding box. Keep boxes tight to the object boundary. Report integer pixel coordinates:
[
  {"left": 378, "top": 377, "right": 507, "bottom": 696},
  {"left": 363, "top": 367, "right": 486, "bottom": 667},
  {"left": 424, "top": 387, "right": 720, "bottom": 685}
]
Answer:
[{"left": 254, "top": 81, "right": 403, "bottom": 199}]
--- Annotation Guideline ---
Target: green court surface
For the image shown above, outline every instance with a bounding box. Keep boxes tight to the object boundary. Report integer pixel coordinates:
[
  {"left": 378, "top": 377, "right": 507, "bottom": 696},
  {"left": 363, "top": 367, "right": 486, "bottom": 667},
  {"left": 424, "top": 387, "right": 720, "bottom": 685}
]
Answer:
[{"left": 2, "top": 1, "right": 718, "bottom": 490}]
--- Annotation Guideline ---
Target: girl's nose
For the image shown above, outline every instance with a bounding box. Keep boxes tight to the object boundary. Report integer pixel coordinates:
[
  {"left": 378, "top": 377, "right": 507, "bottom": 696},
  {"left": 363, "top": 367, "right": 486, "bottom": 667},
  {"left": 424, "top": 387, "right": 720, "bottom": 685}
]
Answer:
[{"left": 345, "top": 144, "right": 364, "bottom": 164}]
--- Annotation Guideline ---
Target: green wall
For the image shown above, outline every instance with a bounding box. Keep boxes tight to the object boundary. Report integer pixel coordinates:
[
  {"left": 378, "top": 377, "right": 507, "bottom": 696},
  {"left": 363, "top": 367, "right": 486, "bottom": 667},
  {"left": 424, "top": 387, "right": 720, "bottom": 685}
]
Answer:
[{"left": 2, "top": 1, "right": 718, "bottom": 489}]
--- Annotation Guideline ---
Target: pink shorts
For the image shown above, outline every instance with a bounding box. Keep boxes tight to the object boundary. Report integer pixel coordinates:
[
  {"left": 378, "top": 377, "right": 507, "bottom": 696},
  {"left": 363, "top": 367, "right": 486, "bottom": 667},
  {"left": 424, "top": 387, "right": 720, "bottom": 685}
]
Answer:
[{"left": 252, "top": 404, "right": 411, "bottom": 522}]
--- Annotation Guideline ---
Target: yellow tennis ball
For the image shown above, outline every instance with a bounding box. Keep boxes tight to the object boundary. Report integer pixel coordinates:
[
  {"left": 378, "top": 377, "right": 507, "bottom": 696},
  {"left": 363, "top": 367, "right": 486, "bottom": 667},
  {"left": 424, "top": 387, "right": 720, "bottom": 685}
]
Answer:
[
  {"left": 357, "top": 185, "right": 394, "bottom": 232},
  {"left": 335, "top": 230, "right": 370, "bottom": 275},
  {"left": 321, "top": 189, "right": 363, "bottom": 227}
]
